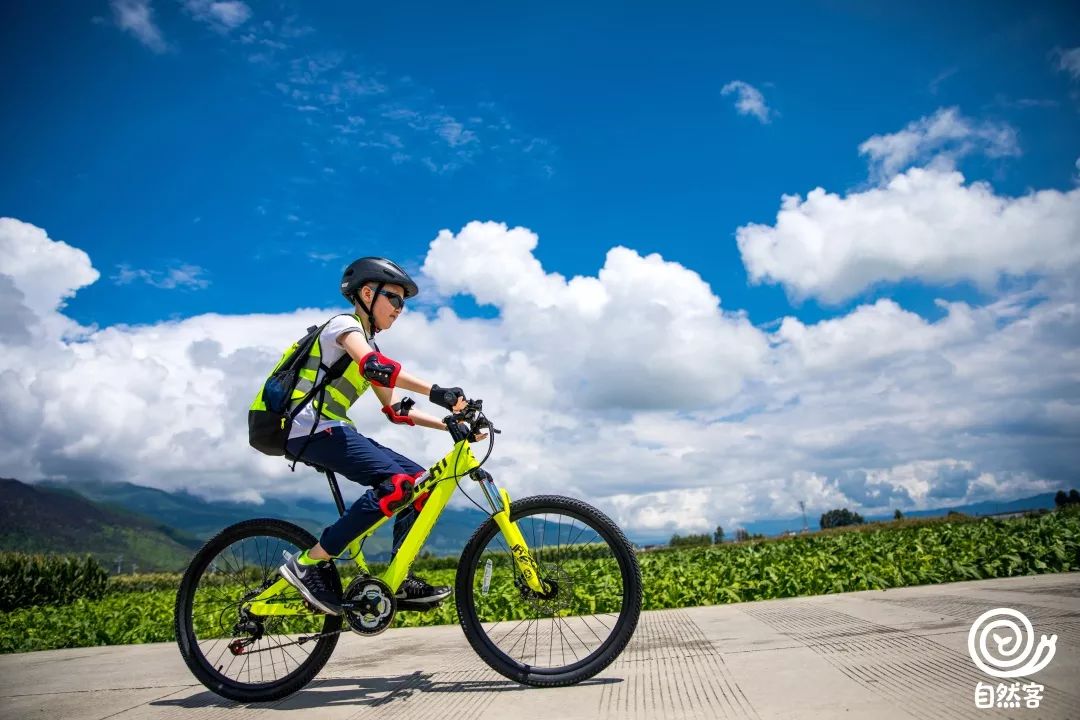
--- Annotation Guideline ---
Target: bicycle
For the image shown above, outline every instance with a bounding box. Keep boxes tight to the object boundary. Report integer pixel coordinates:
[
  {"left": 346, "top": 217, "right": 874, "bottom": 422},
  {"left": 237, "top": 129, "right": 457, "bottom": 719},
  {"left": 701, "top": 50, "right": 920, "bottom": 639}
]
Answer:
[{"left": 174, "top": 399, "right": 643, "bottom": 702}]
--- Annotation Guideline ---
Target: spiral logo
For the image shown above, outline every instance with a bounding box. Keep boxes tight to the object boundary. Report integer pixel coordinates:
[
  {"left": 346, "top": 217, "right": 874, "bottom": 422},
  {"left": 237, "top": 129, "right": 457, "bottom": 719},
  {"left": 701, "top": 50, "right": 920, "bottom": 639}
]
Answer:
[{"left": 967, "top": 608, "right": 1057, "bottom": 678}]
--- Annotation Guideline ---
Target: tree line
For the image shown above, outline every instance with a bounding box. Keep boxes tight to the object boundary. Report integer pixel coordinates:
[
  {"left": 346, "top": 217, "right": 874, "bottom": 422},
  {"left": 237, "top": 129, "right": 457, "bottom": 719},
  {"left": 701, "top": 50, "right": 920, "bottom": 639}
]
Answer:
[{"left": 669, "top": 489, "right": 1080, "bottom": 547}]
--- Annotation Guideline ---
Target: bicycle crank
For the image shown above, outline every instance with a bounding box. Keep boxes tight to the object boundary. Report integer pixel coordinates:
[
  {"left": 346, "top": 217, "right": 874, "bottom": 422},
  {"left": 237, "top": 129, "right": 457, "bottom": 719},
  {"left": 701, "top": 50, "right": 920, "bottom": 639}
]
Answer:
[{"left": 340, "top": 576, "right": 397, "bottom": 635}]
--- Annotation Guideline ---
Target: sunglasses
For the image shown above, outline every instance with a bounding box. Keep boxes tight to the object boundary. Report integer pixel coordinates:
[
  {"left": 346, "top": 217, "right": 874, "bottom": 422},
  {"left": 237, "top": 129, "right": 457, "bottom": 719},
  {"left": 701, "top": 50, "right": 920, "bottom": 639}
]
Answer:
[{"left": 375, "top": 289, "right": 406, "bottom": 310}]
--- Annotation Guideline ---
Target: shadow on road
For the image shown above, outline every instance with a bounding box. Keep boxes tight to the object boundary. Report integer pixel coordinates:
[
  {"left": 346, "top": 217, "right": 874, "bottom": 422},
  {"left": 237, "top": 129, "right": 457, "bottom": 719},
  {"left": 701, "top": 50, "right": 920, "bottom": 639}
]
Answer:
[{"left": 152, "top": 672, "right": 623, "bottom": 710}]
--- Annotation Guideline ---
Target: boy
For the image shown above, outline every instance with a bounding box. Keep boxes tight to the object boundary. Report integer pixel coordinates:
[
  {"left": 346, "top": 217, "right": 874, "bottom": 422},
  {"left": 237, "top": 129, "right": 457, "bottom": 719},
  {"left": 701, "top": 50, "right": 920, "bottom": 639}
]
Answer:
[{"left": 276, "top": 257, "right": 483, "bottom": 615}]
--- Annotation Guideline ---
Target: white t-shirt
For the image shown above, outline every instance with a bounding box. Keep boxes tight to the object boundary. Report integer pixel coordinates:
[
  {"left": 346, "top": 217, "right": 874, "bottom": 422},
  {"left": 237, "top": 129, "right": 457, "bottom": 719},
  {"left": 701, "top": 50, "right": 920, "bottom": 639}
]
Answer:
[{"left": 288, "top": 314, "right": 370, "bottom": 439}]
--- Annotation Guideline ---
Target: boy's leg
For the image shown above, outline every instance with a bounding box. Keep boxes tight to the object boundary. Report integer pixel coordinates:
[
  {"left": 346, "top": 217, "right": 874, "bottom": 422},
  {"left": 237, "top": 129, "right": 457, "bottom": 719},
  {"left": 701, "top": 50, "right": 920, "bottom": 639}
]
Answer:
[
  {"left": 284, "top": 428, "right": 450, "bottom": 608},
  {"left": 285, "top": 427, "right": 418, "bottom": 558},
  {"left": 365, "top": 437, "right": 426, "bottom": 555}
]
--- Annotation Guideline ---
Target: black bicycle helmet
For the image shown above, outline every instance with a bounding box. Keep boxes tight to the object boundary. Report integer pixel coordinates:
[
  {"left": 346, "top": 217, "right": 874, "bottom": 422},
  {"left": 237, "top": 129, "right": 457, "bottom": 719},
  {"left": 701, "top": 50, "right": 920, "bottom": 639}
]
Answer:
[
  {"left": 339, "top": 257, "right": 418, "bottom": 334},
  {"left": 340, "top": 257, "right": 418, "bottom": 301}
]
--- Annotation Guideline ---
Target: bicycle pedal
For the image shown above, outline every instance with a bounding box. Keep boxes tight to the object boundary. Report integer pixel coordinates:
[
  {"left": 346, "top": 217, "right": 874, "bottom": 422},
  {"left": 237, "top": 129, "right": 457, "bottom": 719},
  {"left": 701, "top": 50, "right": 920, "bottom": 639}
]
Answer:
[{"left": 396, "top": 599, "right": 444, "bottom": 613}]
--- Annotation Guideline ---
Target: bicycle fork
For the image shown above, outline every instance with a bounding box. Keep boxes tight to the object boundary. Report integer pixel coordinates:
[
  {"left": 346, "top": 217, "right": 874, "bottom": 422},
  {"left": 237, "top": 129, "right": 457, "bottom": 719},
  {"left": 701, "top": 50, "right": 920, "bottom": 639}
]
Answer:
[{"left": 473, "top": 470, "right": 551, "bottom": 596}]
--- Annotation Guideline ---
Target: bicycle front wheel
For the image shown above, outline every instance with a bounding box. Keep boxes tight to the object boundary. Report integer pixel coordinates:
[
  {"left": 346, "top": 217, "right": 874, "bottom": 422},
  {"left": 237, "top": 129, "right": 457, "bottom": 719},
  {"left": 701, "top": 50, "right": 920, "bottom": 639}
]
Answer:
[
  {"left": 174, "top": 518, "right": 342, "bottom": 703},
  {"left": 456, "top": 495, "right": 642, "bottom": 687}
]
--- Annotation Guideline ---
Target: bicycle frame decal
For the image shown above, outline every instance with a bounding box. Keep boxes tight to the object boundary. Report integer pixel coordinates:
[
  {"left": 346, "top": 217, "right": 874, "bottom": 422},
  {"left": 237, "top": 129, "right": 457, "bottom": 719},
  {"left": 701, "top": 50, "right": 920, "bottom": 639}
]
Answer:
[
  {"left": 492, "top": 489, "right": 549, "bottom": 595},
  {"left": 379, "top": 441, "right": 477, "bottom": 591}
]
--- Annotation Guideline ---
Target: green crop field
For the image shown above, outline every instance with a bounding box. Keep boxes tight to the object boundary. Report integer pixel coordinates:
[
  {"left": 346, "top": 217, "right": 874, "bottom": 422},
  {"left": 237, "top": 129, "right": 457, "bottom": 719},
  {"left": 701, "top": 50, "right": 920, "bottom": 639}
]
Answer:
[{"left": 2, "top": 509, "right": 1078, "bottom": 654}]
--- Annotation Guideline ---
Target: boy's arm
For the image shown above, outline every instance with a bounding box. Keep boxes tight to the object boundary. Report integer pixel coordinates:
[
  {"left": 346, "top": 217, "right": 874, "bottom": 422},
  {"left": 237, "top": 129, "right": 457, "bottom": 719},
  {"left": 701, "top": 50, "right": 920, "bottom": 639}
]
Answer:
[
  {"left": 340, "top": 332, "right": 440, "bottom": 396},
  {"left": 369, "top": 383, "right": 449, "bottom": 430},
  {"left": 340, "top": 332, "right": 470, "bottom": 425}
]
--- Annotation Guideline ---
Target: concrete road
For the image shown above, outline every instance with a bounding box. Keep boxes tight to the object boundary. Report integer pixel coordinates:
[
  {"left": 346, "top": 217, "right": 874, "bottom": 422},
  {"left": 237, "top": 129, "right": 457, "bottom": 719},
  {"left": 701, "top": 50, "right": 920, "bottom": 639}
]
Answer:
[{"left": 2, "top": 573, "right": 1078, "bottom": 720}]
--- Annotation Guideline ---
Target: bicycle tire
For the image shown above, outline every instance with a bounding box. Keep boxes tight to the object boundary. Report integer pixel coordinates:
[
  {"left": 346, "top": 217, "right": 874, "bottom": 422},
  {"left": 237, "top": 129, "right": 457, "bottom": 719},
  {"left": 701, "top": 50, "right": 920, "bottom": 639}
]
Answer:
[
  {"left": 174, "top": 518, "right": 342, "bottom": 703},
  {"left": 455, "top": 495, "right": 642, "bottom": 687}
]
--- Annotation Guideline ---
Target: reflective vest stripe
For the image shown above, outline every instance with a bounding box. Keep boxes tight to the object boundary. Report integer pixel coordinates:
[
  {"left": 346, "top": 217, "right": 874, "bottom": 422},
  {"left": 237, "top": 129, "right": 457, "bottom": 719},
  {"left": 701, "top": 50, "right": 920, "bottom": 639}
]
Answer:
[
  {"left": 312, "top": 395, "right": 351, "bottom": 421},
  {"left": 330, "top": 380, "right": 360, "bottom": 405},
  {"left": 287, "top": 314, "right": 370, "bottom": 423}
]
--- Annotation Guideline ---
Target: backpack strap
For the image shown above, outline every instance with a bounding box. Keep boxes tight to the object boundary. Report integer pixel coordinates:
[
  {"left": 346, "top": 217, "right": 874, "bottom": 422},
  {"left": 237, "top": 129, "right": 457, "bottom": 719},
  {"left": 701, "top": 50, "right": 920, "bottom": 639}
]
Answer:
[
  {"left": 287, "top": 313, "right": 357, "bottom": 416},
  {"left": 287, "top": 315, "right": 365, "bottom": 471}
]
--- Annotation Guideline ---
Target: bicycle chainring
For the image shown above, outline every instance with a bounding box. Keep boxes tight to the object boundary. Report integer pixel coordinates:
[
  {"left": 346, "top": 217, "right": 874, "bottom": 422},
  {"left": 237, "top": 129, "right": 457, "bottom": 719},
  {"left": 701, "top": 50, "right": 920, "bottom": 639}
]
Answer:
[{"left": 341, "top": 575, "right": 396, "bottom": 635}]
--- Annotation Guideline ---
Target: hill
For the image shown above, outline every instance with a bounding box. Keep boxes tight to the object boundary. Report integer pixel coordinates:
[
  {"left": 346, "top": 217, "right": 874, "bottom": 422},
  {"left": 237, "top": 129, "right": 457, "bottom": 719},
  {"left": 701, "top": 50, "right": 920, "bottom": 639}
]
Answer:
[
  {"left": 0, "top": 478, "right": 203, "bottom": 572},
  {"left": 38, "top": 478, "right": 493, "bottom": 562},
  {"left": 39, "top": 478, "right": 334, "bottom": 542}
]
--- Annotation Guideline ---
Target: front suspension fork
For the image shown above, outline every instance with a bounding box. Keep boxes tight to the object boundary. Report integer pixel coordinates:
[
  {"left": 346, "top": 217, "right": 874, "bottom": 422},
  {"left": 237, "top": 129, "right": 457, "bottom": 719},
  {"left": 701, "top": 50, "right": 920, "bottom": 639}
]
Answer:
[{"left": 476, "top": 474, "right": 550, "bottom": 595}]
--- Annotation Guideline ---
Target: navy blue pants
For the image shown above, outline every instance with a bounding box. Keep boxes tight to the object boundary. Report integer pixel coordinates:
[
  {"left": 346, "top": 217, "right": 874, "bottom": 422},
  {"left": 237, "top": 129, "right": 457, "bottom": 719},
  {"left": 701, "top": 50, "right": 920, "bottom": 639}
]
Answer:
[{"left": 286, "top": 426, "right": 423, "bottom": 557}]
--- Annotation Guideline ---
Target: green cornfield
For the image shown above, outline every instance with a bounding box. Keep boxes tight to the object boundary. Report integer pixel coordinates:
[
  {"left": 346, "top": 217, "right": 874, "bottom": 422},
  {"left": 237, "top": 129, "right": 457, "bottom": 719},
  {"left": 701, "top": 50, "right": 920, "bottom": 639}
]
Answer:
[
  {"left": 0, "top": 553, "right": 109, "bottom": 612},
  {"left": 2, "top": 509, "right": 1078, "bottom": 654}
]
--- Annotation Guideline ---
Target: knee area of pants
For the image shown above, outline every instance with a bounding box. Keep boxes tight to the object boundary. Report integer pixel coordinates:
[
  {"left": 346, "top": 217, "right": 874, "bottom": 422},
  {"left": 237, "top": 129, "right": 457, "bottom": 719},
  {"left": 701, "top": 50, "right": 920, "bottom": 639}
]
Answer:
[
  {"left": 375, "top": 473, "right": 418, "bottom": 518},
  {"left": 375, "top": 473, "right": 414, "bottom": 498}
]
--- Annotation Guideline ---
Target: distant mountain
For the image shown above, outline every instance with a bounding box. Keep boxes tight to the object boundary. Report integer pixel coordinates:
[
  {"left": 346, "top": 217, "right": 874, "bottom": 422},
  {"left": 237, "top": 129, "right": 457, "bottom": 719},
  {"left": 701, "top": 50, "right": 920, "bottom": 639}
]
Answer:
[
  {"left": 40, "top": 479, "right": 337, "bottom": 543},
  {"left": 738, "top": 491, "right": 1071, "bottom": 537},
  {"left": 27, "top": 478, "right": 1057, "bottom": 562},
  {"left": 879, "top": 493, "right": 1066, "bottom": 520},
  {"left": 0, "top": 478, "right": 203, "bottom": 572},
  {"left": 40, "top": 478, "right": 493, "bottom": 562}
]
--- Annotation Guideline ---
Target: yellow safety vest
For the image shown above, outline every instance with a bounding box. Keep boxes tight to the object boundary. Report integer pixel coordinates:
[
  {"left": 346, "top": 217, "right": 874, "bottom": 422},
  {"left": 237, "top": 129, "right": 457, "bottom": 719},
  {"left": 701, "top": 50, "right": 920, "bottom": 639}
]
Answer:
[{"left": 289, "top": 315, "right": 372, "bottom": 423}]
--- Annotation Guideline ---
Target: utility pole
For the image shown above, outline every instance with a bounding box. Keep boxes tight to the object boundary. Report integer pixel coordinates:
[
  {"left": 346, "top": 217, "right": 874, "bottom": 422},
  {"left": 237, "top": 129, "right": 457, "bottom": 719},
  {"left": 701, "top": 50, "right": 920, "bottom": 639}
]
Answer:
[
  {"left": 799, "top": 501, "right": 809, "bottom": 532},
  {"left": 114, "top": 555, "right": 123, "bottom": 575}
]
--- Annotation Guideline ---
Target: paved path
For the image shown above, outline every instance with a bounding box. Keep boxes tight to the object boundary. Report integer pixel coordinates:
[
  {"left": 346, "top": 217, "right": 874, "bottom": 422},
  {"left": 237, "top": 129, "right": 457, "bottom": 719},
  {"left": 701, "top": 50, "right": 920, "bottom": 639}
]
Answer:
[{"left": 2, "top": 573, "right": 1078, "bottom": 719}]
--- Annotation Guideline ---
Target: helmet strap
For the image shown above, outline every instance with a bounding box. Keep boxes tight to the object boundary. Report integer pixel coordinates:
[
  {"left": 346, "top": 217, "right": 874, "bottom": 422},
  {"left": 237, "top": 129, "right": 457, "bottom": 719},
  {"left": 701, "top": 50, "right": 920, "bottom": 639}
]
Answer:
[{"left": 355, "top": 281, "right": 386, "bottom": 335}]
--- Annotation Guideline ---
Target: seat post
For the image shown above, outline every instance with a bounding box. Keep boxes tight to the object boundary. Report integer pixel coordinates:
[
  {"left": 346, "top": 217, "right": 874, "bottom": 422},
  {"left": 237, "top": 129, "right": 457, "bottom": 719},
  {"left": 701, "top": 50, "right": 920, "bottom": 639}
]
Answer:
[{"left": 324, "top": 469, "right": 346, "bottom": 517}]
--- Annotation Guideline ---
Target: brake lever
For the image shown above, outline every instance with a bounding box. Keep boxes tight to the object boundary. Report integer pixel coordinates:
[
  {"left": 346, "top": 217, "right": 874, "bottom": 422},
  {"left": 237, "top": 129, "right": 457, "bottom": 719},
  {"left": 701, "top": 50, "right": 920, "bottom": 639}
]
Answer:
[{"left": 474, "top": 414, "right": 501, "bottom": 435}]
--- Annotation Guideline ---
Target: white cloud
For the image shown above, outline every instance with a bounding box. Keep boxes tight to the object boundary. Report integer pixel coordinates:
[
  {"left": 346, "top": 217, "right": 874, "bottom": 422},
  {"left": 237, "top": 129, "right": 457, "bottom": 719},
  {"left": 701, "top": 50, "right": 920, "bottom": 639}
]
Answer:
[
  {"left": 721, "top": 80, "right": 774, "bottom": 124},
  {"left": 183, "top": 0, "right": 252, "bottom": 31},
  {"left": 858, "top": 107, "right": 1019, "bottom": 183},
  {"left": 110, "top": 0, "right": 167, "bottom": 53},
  {"left": 737, "top": 167, "right": 1080, "bottom": 303},
  {"left": 435, "top": 117, "right": 477, "bottom": 148},
  {"left": 1, "top": 217, "right": 1077, "bottom": 540},
  {"left": 0, "top": 218, "right": 99, "bottom": 319},
  {"left": 112, "top": 262, "right": 210, "bottom": 290},
  {"left": 928, "top": 67, "right": 958, "bottom": 95},
  {"left": 1056, "top": 46, "right": 1080, "bottom": 81},
  {"left": 421, "top": 221, "right": 768, "bottom": 409},
  {"left": 773, "top": 298, "right": 981, "bottom": 371}
]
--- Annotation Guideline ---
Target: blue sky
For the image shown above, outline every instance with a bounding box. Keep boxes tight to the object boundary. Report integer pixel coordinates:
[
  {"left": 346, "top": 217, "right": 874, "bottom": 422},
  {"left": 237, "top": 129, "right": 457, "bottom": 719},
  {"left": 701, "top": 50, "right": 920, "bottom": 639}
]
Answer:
[
  {"left": 3, "top": 1, "right": 1077, "bottom": 329},
  {"left": 1, "top": 1, "right": 1078, "bottom": 534}
]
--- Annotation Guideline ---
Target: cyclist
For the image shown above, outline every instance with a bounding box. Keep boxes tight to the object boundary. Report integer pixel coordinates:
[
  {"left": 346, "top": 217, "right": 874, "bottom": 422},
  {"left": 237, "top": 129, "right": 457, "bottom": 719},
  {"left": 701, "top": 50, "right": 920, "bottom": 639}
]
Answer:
[{"left": 277, "top": 257, "right": 485, "bottom": 615}]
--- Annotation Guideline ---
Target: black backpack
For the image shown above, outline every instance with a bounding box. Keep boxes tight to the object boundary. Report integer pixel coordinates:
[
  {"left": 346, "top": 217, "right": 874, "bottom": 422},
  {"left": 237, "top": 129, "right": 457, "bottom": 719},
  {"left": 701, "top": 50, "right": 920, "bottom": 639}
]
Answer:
[{"left": 248, "top": 316, "right": 353, "bottom": 458}]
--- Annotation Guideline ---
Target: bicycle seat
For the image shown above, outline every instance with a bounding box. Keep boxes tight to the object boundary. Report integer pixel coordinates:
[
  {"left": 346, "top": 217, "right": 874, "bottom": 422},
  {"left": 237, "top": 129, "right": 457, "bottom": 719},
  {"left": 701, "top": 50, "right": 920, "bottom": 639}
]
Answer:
[{"left": 285, "top": 452, "right": 332, "bottom": 476}]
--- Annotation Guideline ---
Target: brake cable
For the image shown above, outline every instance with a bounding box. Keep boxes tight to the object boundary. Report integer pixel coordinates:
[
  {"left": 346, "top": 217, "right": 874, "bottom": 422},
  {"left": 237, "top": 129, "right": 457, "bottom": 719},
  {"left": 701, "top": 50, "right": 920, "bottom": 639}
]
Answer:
[
  {"left": 431, "top": 403, "right": 500, "bottom": 518},
  {"left": 452, "top": 410, "right": 499, "bottom": 517}
]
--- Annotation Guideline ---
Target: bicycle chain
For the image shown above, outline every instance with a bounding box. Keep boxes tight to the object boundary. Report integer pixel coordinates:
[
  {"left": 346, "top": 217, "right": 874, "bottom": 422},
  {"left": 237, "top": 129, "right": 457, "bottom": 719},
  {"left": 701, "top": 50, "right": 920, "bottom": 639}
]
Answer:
[{"left": 229, "top": 627, "right": 345, "bottom": 656}]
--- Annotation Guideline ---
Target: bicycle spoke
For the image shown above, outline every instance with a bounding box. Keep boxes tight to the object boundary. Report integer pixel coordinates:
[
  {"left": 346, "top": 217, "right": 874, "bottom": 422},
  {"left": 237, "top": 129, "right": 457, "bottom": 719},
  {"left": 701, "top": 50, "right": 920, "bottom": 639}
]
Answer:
[{"left": 554, "top": 613, "right": 577, "bottom": 663}]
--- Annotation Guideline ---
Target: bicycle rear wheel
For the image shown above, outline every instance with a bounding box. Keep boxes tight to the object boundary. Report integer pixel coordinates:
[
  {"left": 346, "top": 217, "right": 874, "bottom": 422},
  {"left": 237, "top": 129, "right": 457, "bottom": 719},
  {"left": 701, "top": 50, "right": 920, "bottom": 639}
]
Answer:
[
  {"left": 174, "top": 518, "right": 342, "bottom": 703},
  {"left": 456, "top": 495, "right": 642, "bottom": 687}
]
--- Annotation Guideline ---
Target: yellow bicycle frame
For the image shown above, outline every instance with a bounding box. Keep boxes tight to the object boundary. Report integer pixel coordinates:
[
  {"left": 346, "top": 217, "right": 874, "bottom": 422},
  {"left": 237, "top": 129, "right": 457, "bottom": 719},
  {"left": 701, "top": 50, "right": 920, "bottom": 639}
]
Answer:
[{"left": 248, "top": 439, "right": 548, "bottom": 616}]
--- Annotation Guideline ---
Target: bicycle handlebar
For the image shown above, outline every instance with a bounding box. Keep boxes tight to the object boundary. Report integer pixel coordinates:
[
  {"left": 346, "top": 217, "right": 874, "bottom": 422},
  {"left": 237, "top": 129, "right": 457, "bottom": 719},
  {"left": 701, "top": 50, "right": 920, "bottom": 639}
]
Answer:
[{"left": 444, "top": 398, "right": 500, "bottom": 443}]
